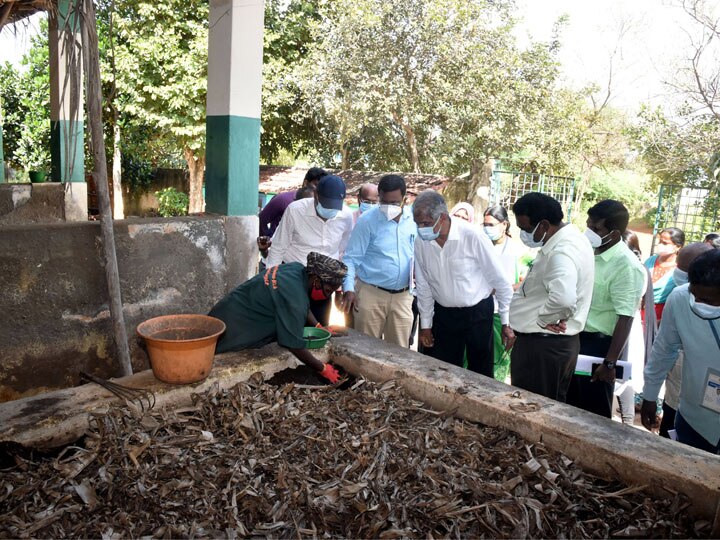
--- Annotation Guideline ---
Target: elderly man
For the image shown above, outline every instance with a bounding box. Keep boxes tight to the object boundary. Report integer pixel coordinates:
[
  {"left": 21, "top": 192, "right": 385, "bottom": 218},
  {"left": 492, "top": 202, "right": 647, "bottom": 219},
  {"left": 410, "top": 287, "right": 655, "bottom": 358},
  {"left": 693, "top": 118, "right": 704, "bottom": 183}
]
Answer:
[
  {"left": 566, "top": 200, "right": 646, "bottom": 418},
  {"left": 509, "top": 192, "right": 595, "bottom": 403},
  {"left": 352, "top": 183, "right": 379, "bottom": 225},
  {"left": 341, "top": 175, "right": 416, "bottom": 346},
  {"left": 413, "top": 191, "right": 513, "bottom": 376},
  {"left": 267, "top": 175, "right": 354, "bottom": 326},
  {"left": 208, "top": 252, "right": 346, "bottom": 383},
  {"left": 642, "top": 249, "right": 720, "bottom": 454}
]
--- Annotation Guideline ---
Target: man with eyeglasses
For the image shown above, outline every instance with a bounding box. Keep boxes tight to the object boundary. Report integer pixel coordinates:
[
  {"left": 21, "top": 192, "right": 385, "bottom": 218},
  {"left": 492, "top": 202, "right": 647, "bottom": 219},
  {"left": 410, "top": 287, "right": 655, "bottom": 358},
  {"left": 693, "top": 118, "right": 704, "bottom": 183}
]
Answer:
[
  {"left": 412, "top": 191, "right": 514, "bottom": 375},
  {"left": 341, "top": 175, "right": 416, "bottom": 347},
  {"left": 509, "top": 192, "right": 595, "bottom": 402},
  {"left": 352, "top": 183, "right": 379, "bottom": 226}
]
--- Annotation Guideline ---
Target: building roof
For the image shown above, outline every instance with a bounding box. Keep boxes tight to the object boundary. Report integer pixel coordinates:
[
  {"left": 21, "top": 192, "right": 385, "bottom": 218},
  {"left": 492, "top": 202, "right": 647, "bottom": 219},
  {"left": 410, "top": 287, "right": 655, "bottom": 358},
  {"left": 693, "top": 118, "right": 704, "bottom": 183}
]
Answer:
[
  {"left": 0, "top": 0, "right": 54, "bottom": 29},
  {"left": 258, "top": 166, "right": 449, "bottom": 201}
]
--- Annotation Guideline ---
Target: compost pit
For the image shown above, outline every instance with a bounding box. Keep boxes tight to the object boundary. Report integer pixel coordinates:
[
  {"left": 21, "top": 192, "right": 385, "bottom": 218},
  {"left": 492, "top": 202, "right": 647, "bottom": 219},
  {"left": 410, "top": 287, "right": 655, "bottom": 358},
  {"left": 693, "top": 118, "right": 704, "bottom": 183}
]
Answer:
[{"left": 0, "top": 371, "right": 706, "bottom": 539}]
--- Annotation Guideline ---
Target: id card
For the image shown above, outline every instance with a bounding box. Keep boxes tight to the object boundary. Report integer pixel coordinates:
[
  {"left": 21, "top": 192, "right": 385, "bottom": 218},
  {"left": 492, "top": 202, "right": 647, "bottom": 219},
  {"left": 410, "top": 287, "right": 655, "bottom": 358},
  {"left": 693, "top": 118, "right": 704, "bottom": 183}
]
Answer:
[{"left": 701, "top": 368, "right": 720, "bottom": 414}]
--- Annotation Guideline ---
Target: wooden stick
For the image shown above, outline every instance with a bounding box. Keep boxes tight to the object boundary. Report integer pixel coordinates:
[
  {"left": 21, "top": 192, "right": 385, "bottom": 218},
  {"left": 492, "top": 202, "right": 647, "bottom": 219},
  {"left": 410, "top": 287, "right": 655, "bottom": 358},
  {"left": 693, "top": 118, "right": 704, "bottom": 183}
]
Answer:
[{"left": 80, "top": 0, "right": 132, "bottom": 376}]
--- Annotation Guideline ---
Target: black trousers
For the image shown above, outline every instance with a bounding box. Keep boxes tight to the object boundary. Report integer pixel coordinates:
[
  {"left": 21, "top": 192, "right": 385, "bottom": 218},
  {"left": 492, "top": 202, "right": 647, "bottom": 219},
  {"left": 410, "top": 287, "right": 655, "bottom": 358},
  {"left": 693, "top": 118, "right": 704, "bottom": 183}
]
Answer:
[
  {"left": 425, "top": 296, "right": 494, "bottom": 377},
  {"left": 511, "top": 332, "right": 580, "bottom": 402},
  {"left": 566, "top": 332, "right": 614, "bottom": 418},
  {"left": 660, "top": 402, "right": 677, "bottom": 439}
]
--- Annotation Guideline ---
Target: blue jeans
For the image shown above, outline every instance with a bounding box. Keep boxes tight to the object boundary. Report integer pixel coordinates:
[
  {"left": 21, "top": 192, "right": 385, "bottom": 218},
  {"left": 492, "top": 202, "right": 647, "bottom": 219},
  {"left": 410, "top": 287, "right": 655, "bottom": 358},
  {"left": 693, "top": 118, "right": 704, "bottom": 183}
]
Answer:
[{"left": 675, "top": 412, "right": 720, "bottom": 454}]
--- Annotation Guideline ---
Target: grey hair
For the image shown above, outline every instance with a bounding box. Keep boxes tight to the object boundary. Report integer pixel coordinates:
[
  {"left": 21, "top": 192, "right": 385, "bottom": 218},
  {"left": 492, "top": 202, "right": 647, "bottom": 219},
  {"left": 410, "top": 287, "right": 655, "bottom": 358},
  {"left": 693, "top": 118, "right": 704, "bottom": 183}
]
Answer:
[{"left": 413, "top": 191, "right": 448, "bottom": 221}]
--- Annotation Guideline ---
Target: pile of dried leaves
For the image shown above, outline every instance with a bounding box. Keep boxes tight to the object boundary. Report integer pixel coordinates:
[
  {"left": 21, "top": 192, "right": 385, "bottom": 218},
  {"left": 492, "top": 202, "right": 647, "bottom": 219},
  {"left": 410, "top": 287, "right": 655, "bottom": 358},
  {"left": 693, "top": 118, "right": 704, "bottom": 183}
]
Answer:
[{"left": 0, "top": 374, "right": 706, "bottom": 539}]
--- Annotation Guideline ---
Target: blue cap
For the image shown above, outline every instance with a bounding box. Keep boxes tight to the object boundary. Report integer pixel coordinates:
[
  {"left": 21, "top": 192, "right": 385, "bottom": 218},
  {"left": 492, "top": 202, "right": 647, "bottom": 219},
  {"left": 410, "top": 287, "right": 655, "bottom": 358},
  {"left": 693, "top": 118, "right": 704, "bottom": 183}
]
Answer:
[{"left": 317, "top": 175, "right": 346, "bottom": 210}]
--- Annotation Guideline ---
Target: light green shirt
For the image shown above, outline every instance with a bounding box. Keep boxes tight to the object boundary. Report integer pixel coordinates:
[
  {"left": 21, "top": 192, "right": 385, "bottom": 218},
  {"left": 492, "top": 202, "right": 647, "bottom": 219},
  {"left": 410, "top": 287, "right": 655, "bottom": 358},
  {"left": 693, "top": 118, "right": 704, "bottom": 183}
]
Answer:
[{"left": 584, "top": 241, "right": 646, "bottom": 336}]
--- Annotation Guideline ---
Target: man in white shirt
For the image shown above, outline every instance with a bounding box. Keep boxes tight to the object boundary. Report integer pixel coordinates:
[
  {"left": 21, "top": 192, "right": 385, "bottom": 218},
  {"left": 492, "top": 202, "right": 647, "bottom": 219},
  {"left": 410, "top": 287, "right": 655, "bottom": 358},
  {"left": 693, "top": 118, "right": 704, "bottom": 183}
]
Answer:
[
  {"left": 267, "top": 175, "right": 354, "bottom": 325},
  {"left": 413, "top": 191, "right": 514, "bottom": 376},
  {"left": 509, "top": 192, "right": 595, "bottom": 402}
]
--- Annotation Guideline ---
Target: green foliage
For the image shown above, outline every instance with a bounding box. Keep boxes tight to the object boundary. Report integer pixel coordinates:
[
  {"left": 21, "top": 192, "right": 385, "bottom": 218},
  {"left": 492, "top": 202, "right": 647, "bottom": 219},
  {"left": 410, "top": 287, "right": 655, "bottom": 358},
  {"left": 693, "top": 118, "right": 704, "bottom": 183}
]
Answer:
[
  {"left": 121, "top": 154, "right": 154, "bottom": 191},
  {"left": 155, "top": 187, "right": 189, "bottom": 217},
  {"left": 0, "top": 21, "right": 51, "bottom": 175}
]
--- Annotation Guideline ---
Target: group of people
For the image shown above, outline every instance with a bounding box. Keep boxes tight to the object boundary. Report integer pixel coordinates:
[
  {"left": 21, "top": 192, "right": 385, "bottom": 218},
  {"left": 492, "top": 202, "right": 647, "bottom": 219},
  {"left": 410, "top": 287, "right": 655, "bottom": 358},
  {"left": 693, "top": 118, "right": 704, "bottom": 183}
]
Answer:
[{"left": 208, "top": 169, "right": 720, "bottom": 456}]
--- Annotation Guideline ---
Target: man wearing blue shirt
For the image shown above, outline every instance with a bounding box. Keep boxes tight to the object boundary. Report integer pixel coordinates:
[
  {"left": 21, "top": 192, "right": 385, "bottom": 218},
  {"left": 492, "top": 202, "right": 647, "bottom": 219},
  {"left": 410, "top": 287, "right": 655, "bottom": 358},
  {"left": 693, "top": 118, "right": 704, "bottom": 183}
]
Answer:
[
  {"left": 341, "top": 175, "right": 416, "bottom": 347},
  {"left": 641, "top": 249, "right": 720, "bottom": 454}
]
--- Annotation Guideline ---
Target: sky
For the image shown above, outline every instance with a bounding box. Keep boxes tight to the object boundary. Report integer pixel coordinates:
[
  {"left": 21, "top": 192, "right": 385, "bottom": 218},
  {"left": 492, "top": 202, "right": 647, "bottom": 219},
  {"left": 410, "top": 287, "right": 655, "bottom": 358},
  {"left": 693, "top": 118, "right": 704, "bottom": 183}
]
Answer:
[{"left": 0, "top": 1, "right": 700, "bottom": 113}]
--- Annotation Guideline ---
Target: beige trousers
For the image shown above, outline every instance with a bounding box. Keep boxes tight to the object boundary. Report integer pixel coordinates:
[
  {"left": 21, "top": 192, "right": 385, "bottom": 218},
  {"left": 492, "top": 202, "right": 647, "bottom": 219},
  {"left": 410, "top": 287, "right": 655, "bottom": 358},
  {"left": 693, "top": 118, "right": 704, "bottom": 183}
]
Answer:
[{"left": 354, "top": 280, "right": 413, "bottom": 347}]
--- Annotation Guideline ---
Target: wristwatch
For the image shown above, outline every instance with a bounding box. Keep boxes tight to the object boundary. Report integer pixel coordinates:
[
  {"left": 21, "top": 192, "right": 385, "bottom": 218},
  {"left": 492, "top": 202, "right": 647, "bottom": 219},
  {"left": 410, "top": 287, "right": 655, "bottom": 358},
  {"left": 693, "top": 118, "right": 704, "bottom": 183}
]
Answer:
[{"left": 603, "top": 360, "right": 616, "bottom": 370}]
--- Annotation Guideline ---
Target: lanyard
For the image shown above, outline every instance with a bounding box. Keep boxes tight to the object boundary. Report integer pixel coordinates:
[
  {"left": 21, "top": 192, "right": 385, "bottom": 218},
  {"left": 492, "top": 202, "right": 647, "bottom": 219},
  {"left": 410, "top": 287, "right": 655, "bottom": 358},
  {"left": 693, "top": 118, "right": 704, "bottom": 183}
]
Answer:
[{"left": 710, "top": 320, "right": 720, "bottom": 353}]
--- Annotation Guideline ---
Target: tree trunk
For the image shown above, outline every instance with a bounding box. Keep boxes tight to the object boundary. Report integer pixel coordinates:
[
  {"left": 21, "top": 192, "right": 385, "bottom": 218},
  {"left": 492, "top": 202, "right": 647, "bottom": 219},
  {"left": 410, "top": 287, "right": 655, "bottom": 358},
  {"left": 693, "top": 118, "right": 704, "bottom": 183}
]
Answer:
[
  {"left": 81, "top": 0, "right": 132, "bottom": 377},
  {"left": 185, "top": 146, "right": 205, "bottom": 214},
  {"left": 392, "top": 111, "right": 421, "bottom": 173},
  {"left": 443, "top": 158, "right": 494, "bottom": 217},
  {"left": 112, "top": 119, "right": 124, "bottom": 219},
  {"left": 340, "top": 142, "right": 349, "bottom": 170}
]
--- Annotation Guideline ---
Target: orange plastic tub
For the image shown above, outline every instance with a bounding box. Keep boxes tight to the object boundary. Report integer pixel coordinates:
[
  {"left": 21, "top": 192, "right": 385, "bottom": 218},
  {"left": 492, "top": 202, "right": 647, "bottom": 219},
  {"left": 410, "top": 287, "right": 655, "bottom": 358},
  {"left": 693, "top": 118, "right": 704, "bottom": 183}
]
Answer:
[{"left": 136, "top": 314, "right": 226, "bottom": 384}]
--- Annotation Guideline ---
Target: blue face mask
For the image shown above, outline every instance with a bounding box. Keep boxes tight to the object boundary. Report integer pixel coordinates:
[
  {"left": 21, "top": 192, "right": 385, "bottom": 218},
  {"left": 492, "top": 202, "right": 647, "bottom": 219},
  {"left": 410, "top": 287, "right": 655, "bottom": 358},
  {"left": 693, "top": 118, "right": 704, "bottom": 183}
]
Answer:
[
  {"left": 359, "top": 201, "right": 377, "bottom": 214},
  {"left": 316, "top": 202, "right": 339, "bottom": 220},
  {"left": 417, "top": 216, "right": 441, "bottom": 241}
]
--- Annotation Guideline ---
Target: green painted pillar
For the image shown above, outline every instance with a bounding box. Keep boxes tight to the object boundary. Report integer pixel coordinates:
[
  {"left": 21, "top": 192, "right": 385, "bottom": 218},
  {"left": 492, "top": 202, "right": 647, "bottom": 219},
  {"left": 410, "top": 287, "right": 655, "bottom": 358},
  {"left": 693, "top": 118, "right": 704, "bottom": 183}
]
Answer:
[
  {"left": 49, "top": 0, "right": 84, "bottom": 183},
  {"left": 205, "top": 0, "right": 264, "bottom": 216}
]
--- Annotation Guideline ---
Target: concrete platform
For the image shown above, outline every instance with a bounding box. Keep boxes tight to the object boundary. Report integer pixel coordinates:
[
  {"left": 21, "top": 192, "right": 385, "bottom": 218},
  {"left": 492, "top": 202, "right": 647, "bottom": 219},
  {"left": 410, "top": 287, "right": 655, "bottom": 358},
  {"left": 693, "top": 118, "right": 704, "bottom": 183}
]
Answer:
[{"left": 1, "top": 331, "right": 718, "bottom": 529}]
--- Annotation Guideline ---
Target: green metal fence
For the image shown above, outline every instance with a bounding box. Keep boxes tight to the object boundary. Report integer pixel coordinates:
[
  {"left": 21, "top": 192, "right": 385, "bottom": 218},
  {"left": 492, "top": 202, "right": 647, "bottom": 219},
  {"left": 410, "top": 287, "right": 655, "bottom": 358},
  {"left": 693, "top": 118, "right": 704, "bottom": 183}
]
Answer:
[
  {"left": 490, "top": 170, "right": 577, "bottom": 219},
  {"left": 653, "top": 184, "right": 719, "bottom": 252}
]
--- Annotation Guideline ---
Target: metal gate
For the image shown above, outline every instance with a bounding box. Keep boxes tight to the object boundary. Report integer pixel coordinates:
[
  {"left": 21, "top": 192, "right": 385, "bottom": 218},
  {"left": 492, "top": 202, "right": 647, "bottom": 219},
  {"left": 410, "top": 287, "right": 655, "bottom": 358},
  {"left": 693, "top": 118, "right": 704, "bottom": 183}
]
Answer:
[
  {"left": 653, "top": 184, "right": 719, "bottom": 251},
  {"left": 490, "top": 170, "right": 577, "bottom": 219}
]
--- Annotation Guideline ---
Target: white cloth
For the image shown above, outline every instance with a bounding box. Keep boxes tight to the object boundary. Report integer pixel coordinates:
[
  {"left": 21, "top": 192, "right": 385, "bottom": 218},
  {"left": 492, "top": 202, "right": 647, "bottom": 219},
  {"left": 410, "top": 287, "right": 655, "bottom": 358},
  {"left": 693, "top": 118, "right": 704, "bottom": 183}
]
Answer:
[
  {"left": 509, "top": 224, "right": 595, "bottom": 335},
  {"left": 266, "top": 198, "right": 354, "bottom": 267},
  {"left": 414, "top": 217, "right": 513, "bottom": 328}
]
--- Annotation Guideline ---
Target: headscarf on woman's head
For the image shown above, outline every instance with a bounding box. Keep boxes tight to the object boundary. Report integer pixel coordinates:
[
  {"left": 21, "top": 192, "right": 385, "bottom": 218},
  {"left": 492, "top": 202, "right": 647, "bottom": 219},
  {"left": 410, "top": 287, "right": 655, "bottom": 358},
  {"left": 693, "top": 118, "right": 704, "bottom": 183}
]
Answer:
[
  {"left": 306, "top": 252, "right": 348, "bottom": 288},
  {"left": 450, "top": 202, "right": 475, "bottom": 224}
]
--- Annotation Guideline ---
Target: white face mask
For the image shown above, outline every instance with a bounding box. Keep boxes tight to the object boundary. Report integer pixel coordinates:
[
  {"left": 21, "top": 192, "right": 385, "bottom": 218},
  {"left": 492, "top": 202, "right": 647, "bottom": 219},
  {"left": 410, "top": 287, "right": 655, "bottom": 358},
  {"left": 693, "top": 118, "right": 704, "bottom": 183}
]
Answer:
[
  {"left": 655, "top": 243, "right": 676, "bottom": 256},
  {"left": 520, "top": 222, "right": 546, "bottom": 248},
  {"left": 584, "top": 228, "right": 612, "bottom": 249},
  {"left": 484, "top": 225, "right": 502, "bottom": 242},
  {"left": 379, "top": 204, "right": 402, "bottom": 221},
  {"left": 672, "top": 268, "right": 688, "bottom": 287},
  {"left": 689, "top": 292, "right": 720, "bottom": 320}
]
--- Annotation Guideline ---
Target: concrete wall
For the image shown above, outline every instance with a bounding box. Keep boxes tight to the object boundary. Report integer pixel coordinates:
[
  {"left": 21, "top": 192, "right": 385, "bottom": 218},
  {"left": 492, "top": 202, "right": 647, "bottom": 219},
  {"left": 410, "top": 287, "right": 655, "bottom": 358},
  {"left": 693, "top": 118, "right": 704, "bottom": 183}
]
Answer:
[{"left": 0, "top": 215, "right": 258, "bottom": 402}]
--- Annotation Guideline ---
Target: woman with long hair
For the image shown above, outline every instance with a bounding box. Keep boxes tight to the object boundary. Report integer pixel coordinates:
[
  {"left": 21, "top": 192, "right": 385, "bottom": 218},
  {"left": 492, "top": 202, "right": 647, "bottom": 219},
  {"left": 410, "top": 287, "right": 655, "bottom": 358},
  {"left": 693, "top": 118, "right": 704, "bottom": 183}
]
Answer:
[{"left": 644, "top": 227, "right": 684, "bottom": 322}]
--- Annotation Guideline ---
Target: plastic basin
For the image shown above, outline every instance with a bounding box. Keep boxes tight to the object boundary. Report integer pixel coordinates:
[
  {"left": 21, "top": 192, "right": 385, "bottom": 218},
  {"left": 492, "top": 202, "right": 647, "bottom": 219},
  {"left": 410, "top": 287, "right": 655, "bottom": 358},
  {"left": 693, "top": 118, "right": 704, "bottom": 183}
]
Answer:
[
  {"left": 303, "top": 327, "right": 331, "bottom": 349},
  {"left": 136, "top": 314, "right": 226, "bottom": 384}
]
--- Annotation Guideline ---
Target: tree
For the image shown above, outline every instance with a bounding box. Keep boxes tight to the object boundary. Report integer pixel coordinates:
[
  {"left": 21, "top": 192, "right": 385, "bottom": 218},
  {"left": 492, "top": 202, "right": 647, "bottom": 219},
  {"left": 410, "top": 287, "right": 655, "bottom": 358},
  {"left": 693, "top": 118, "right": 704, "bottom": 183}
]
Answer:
[
  {"left": 111, "top": 0, "right": 208, "bottom": 213},
  {"left": 0, "top": 21, "right": 51, "bottom": 176}
]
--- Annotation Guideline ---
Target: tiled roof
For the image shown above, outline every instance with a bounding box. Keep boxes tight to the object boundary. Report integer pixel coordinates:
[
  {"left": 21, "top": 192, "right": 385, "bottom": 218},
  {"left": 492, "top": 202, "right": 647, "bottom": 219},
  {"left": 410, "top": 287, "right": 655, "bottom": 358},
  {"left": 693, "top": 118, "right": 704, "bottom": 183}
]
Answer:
[{"left": 259, "top": 166, "right": 449, "bottom": 201}]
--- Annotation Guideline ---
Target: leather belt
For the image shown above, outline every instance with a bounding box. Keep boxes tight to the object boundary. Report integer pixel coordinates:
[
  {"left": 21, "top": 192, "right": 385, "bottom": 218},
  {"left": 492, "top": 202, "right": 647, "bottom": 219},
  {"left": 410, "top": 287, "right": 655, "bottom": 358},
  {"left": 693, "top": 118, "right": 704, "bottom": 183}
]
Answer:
[{"left": 374, "top": 285, "right": 410, "bottom": 294}]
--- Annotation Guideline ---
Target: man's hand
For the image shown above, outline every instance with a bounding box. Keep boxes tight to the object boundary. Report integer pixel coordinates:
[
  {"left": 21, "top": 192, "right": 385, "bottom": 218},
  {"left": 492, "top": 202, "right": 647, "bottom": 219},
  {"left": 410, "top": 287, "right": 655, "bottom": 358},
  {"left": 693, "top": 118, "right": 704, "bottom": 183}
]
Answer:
[
  {"left": 640, "top": 399, "right": 659, "bottom": 432},
  {"left": 319, "top": 363, "right": 341, "bottom": 384},
  {"left": 419, "top": 328, "right": 434, "bottom": 348},
  {"left": 501, "top": 325, "right": 515, "bottom": 351},
  {"left": 341, "top": 291, "right": 358, "bottom": 314},
  {"left": 257, "top": 236, "right": 272, "bottom": 257},
  {"left": 543, "top": 320, "right": 567, "bottom": 334},
  {"left": 592, "top": 363, "right": 616, "bottom": 384}
]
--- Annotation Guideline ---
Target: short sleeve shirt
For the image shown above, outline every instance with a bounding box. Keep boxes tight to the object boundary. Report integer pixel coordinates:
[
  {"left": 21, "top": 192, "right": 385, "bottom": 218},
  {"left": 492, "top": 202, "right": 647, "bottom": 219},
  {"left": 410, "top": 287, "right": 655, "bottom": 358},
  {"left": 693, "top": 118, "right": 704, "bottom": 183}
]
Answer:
[
  {"left": 209, "top": 263, "right": 309, "bottom": 352},
  {"left": 585, "top": 241, "right": 646, "bottom": 336}
]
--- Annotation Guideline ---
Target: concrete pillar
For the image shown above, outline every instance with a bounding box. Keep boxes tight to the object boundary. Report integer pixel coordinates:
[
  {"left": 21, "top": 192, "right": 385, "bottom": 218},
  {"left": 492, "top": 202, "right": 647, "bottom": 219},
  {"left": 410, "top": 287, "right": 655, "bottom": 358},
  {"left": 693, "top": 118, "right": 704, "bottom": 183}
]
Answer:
[
  {"left": 50, "top": 0, "right": 84, "bottom": 184},
  {"left": 49, "top": 0, "right": 86, "bottom": 219},
  {"left": 205, "top": 0, "right": 264, "bottom": 217}
]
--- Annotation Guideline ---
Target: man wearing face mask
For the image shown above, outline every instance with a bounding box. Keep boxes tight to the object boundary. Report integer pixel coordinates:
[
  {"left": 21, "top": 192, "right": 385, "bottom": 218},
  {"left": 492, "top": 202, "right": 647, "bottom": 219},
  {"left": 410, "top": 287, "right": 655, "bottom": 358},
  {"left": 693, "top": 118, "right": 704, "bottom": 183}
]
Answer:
[
  {"left": 509, "top": 192, "right": 595, "bottom": 402},
  {"left": 341, "top": 175, "right": 416, "bottom": 346},
  {"left": 208, "top": 252, "right": 346, "bottom": 384},
  {"left": 655, "top": 242, "right": 712, "bottom": 438},
  {"left": 413, "top": 191, "right": 514, "bottom": 376},
  {"left": 266, "top": 175, "right": 353, "bottom": 325},
  {"left": 565, "top": 200, "right": 646, "bottom": 418},
  {"left": 641, "top": 249, "right": 720, "bottom": 454},
  {"left": 352, "top": 183, "right": 379, "bottom": 226}
]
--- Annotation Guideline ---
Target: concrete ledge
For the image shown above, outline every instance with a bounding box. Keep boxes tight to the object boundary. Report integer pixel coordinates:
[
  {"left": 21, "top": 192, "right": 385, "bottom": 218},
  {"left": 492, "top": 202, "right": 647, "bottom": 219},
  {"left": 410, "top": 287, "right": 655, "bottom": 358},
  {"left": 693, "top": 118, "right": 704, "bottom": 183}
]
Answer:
[
  {"left": 0, "top": 344, "right": 327, "bottom": 449},
  {"left": 330, "top": 330, "right": 720, "bottom": 523}
]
